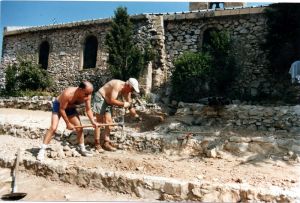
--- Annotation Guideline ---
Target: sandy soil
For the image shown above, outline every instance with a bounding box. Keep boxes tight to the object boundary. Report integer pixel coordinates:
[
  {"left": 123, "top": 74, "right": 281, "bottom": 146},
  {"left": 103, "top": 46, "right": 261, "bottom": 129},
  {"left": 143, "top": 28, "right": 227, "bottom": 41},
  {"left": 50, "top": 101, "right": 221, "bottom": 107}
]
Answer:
[
  {"left": 0, "top": 108, "right": 300, "bottom": 200},
  {"left": 0, "top": 168, "right": 147, "bottom": 201},
  {"left": 0, "top": 135, "right": 299, "bottom": 190}
]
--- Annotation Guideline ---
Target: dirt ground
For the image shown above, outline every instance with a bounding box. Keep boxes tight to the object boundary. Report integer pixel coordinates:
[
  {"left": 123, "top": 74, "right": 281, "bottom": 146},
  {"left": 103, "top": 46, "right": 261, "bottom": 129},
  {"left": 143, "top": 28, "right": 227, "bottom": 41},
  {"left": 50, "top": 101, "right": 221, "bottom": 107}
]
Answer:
[
  {"left": 0, "top": 168, "right": 147, "bottom": 201},
  {"left": 0, "top": 135, "right": 299, "bottom": 190},
  {"left": 0, "top": 108, "right": 300, "bottom": 200}
]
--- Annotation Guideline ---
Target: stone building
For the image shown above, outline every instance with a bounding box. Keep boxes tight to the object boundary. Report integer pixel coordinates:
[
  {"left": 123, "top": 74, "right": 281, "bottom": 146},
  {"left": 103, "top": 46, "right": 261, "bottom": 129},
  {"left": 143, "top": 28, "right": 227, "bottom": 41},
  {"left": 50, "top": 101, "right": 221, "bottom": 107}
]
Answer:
[
  {"left": 189, "top": 2, "right": 245, "bottom": 10},
  {"left": 1, "top": 4, "right": 296, "bottom": 102}
]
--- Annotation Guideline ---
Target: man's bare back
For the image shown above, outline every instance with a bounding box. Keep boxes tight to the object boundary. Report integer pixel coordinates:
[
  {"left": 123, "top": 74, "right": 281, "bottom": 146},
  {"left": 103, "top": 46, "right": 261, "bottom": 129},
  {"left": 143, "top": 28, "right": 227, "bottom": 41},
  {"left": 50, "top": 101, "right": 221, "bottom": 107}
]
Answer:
[
  {"left": 99, "top": 80, "right": 129, "bottom": 104},
  {"left": 57, "top": 87, "right": 86, "bottom": 109}
]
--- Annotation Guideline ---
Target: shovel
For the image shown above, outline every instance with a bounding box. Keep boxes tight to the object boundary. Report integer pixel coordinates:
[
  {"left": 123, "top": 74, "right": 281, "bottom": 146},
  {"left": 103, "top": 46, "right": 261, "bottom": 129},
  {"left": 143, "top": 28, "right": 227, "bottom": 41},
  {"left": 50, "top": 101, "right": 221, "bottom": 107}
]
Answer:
[{"left": 1, "top": 148, "right": 27, "bottom": 201}]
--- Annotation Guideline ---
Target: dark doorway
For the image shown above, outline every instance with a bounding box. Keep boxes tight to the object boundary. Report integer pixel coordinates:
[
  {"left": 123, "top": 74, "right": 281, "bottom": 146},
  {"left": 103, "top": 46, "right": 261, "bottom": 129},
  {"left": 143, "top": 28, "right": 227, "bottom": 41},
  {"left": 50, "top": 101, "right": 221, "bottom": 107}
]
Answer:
[
  {"left": 202, "top": 28, "right": 218, "bottom": 51},
  {"left": 83, "top": 35, "right": 98, "bottom": 69},
  {"left": 38, "top": 41, "right": 50, "bottom": 69}
]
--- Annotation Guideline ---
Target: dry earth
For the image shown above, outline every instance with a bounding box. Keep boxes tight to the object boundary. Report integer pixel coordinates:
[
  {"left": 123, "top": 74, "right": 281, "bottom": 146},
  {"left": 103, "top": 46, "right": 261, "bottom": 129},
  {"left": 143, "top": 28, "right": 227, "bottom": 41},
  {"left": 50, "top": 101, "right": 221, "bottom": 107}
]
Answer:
[
  {"left": 0, "top": 108, "right": 300, "bottom": 201},
  {"left": 0, "top": 135, "right": 299, "bottom": 197},
  {"left": 0, "top": 168, "right": 148, "bottom": 201}
]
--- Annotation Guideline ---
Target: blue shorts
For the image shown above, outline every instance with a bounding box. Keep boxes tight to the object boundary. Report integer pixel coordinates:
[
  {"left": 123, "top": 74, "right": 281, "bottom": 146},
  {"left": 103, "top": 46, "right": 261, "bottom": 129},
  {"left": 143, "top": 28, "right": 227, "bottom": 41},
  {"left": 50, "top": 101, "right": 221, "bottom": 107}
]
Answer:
[{"left": 52, "top": 100, "right": 78, "bottom": 117}]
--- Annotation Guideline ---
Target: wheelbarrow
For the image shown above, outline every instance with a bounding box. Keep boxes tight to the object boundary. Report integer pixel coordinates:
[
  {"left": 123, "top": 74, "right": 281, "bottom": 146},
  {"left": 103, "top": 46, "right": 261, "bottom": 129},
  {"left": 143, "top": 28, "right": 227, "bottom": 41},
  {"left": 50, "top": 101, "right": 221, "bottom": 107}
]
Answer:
[{"left": 1, "top": 148, "right": 27, "bottom": 201}]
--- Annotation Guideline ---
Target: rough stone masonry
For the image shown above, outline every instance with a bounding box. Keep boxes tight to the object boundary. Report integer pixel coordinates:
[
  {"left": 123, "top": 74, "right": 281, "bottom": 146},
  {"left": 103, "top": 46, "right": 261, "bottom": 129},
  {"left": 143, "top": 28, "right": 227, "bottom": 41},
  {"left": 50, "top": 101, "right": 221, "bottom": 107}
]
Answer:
[{"left": 1, "top": 5, "right": 298, "bottom": 101}]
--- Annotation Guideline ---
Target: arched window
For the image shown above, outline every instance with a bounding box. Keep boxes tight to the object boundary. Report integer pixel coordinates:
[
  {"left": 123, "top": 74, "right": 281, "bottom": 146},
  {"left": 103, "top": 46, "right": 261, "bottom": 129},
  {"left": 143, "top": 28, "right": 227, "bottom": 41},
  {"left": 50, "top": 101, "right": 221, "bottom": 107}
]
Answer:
[
  {"left": 38, "top": 41, "right": 50, "bottom": 69},
  {"left": 202, "top": 28, "right": 219, "bottom": 52},
  {"left": 83, "top": 35, "right": 98, "bottom": 69}
]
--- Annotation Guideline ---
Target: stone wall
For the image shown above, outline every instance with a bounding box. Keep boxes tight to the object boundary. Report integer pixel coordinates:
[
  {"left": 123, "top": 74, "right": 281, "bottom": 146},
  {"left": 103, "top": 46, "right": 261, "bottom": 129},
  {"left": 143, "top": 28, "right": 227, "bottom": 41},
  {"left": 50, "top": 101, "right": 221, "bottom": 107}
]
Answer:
[
  {"left": 189, "top": 2, "right": 246, "bottom": 11},
  {"left": 1, "top": 15, "right": 160, "bottom": 92},
  {"left": 1, "top": 6, "right": 297, "bottom": 102},
  {"left": 2, "top": 20, "right": 112, "bottom": 92},
  {"left": 0, "top": 96, "right": 53, "bottom": 111},
  {"left": 2, "top": 97, "right": 300, "bottom": 134},
  {"left": 175, "top": 102, "right": 300, "bottom": 133},
  {"left": 163, "top": 7, "right": 274, "bottom": 99}
]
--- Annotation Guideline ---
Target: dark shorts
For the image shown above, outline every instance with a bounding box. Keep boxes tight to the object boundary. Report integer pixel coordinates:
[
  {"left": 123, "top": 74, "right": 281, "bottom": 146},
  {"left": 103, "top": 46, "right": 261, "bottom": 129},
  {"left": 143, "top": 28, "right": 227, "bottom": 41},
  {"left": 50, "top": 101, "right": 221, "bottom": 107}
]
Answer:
[
  {"left": 92, "top": 92, "right": 112, "bottom": 115},
  {"left": 52, "top": 100, "right": 78, "bottom": 117}
]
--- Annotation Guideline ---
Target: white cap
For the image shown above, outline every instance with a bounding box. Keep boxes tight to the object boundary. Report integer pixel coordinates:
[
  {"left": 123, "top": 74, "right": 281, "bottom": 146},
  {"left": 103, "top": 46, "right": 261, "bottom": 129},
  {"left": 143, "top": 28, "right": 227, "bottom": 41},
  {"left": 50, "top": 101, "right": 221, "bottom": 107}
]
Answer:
[{"left": 127, "top": 78, "right": 140, "bottom": 93}]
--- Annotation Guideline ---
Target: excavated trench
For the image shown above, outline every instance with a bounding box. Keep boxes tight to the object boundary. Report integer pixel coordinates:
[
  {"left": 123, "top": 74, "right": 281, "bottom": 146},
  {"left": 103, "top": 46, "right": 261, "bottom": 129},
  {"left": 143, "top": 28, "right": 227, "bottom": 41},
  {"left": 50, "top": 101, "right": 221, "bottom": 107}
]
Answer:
[{"left": 0, "top": 107, "right": 300, "bottom": 202}]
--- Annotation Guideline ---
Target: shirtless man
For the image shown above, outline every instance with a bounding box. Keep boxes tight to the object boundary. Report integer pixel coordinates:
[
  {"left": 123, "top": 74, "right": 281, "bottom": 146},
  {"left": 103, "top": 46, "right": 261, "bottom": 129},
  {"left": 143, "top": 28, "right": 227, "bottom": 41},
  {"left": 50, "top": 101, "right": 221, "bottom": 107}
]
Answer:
[
  {"left": 92, "top": 78, "right": 141, "bottom": 151},
  {"left": 37, "top": 81, "right": 98, "bottom": 161}
]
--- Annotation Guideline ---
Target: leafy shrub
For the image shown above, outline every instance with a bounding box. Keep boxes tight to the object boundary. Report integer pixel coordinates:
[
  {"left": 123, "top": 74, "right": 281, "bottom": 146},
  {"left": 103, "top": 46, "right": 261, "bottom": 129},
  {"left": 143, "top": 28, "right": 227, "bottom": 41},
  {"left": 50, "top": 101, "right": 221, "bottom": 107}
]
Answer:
[
  {"left": 171, "top": 30, "right": 238, "bottom": 102},
  {"left": 4, "top": 58, "right": 53, "bottom": 96},
  {"left": 171, "top": 52, "right": 212, "bottom": 102}
]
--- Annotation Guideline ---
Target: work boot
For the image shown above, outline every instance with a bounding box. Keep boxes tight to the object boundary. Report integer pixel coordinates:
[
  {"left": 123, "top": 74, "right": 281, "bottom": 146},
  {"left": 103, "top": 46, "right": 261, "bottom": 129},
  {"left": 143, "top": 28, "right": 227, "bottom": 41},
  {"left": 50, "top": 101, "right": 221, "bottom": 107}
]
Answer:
[
  {"left": 95, "top": 139, "right": 104, "bottom": 153},
  {"left": 95, "top": 144, "right": 105, "bottom": 153},
  {"left": 108, "top": 141, "right": 118, "bottom": 149},
  {"left": 102, "top": 141, "right": 117, "bottom": 151},
  {"left": 37, "top": 149, "right": 45, "bottom": 161}
]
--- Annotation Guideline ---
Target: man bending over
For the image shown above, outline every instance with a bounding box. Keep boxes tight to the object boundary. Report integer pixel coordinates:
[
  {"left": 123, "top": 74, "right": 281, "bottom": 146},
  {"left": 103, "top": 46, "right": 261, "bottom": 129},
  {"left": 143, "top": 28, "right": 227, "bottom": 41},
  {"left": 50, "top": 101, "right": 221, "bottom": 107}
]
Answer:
[
  {"left": 92, "top": 78, "right": 141, "bottom": 151},
  {"left": 37, "top": 81, "right": 97, "bottom": 161}
]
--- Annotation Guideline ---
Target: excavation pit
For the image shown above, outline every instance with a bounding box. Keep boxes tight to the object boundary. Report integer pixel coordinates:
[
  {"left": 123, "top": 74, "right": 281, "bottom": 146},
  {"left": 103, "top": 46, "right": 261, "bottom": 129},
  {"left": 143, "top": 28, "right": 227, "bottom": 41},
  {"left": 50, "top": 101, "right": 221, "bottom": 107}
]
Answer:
[{"left": 0, "top": 108, "right": 299, "bottom": 201}]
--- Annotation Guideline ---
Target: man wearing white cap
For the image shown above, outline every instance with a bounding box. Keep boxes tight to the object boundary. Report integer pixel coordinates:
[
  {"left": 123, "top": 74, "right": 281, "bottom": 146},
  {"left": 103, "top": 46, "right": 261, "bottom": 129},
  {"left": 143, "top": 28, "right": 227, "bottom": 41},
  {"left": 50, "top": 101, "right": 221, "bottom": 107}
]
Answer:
[{"left": 92, "top": 78, "right": 141, "bottom": 151}]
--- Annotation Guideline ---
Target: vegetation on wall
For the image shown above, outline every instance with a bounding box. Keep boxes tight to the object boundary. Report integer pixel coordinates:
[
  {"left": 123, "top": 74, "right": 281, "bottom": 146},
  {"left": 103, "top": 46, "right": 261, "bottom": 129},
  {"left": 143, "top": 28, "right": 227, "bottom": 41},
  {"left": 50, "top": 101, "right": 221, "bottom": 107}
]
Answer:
[
  {"left": 263, "top": 3, "right": 300, "bottom": 78},
  {"left": 171, "top": 52, "right": 212, "bottom": 102},
  {"left": 171, "top": 30, "right": 237, "bottom": 102},
  {"left": 105, "top": 6, "right": 154, "bottom": 80},
  {"left": 204, "top": 30, "right": 237, "bottom": 97},
  {"left": 3, "top": 58, "right": 53, "bottom": 96}
]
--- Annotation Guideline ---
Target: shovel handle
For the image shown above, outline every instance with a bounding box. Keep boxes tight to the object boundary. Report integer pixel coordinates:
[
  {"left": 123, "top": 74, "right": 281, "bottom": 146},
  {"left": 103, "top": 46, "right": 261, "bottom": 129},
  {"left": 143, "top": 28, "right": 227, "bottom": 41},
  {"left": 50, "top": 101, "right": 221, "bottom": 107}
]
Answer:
[
  {"left": 12, "top": 148, "right": 21, "bottom": 193},
  {"left": 75, "top": 123, "right": 123, "bottom": 128}
]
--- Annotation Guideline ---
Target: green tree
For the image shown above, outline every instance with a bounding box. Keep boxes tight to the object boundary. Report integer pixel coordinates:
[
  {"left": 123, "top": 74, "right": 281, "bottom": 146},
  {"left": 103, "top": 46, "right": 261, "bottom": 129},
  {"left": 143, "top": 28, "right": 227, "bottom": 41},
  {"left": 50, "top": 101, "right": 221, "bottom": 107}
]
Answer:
[
  {"left": 171, "top": 52, "right": 212, "bottom": 102},
  {"left": 204, "top": 30, "right": 237, "bottom": 96},
  {"left": 5, "top": 63, "right": 19, "bottom": 92},
  {"left": 105, "top": 6, "right": 153, "bottom": 80},
  {"left": 262, "top": 3, "right": 300, "bottom": 77}
]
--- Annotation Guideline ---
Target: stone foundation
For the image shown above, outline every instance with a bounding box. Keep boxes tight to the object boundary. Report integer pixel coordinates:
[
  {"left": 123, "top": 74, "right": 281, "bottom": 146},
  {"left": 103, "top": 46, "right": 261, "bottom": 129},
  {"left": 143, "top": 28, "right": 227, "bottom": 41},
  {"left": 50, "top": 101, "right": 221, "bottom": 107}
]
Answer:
[{"left": 0, "top": 152, "right": 298, "bottom": 202}]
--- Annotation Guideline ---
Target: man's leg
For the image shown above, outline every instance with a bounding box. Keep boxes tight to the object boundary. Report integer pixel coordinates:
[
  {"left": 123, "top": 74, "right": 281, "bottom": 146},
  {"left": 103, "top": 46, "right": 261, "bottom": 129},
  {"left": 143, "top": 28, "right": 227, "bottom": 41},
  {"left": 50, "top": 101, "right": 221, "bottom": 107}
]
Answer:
[
  {"left": 37, "top": 113, "right": 59, "bottom": 161},
  {"left": 101, "top": 112, "right": 116, "bottom": 151},
  {"left": 68, "top": 115, "right": 93, "bottom": 157},
  {"left": 94, "top": 113, "right": 104, "bottom": 153}
]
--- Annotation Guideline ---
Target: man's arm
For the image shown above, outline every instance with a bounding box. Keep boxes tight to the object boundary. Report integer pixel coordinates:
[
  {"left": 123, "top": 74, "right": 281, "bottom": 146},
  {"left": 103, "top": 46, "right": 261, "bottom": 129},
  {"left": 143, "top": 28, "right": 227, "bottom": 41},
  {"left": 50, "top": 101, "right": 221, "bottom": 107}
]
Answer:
[
  {"left": 59, "top": 95, "right": 74, "bottom": 130},
  {"left": 123, "top": 92, "right": 131, "bottom": 103},
  {"left": 123, "top": 92, "right": 141, "bottom": 120},
  {"left": 106, "top": 88, "right": 128, "bottom": 107},
  {"left": 85, "top": 96, "right": 97, "bottom": 127}
]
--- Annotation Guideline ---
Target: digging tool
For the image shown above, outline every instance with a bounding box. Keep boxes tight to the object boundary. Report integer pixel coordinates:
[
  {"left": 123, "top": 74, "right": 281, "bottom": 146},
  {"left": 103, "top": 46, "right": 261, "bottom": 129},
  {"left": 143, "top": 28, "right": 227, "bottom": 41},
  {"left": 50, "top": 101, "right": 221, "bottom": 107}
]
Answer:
[
  {"left": 1, "top": 148, "right": 27, "bottom": 201},
  {"left": 75, "top": 107, "right": 126, "bottom": 136},
  {"left": 135, "top": 98, "right": 146, "bottom": 111},
  {"left": 75, "top": 123, "right": 125, "bottom": 128},
  {"left": 169, "top": 130, "right": 221, "bottom": 136},
  {"left": 121, "top": 107, "right": 125, "bottom": 137},
  {"left": 75, "top": 122, "right": 125, "bottom": 136}
]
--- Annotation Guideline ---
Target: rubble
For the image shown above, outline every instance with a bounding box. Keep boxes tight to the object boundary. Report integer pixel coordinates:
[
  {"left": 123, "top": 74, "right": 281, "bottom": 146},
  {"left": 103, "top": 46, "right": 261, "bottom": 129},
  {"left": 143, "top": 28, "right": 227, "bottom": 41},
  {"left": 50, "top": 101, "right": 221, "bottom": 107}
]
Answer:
[{"left": 0, "top": 100, "right": 300, "bottom": 201}]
